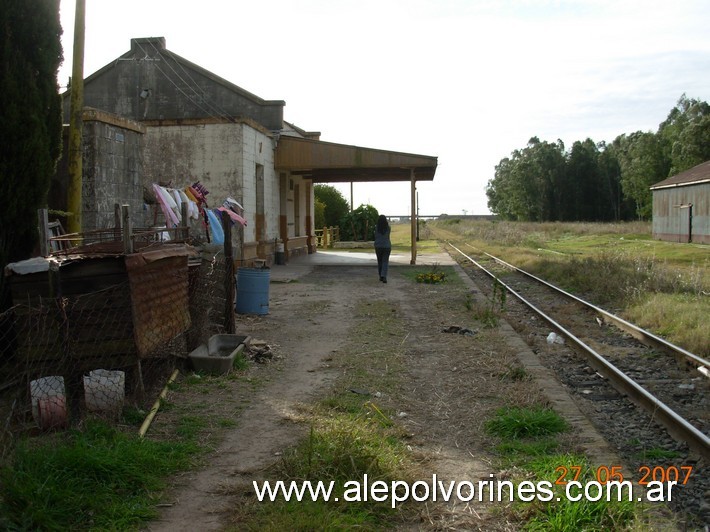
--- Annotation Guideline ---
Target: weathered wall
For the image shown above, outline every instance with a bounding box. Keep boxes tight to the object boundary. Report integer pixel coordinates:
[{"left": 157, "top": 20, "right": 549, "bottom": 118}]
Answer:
[
  {"left": 652, "top": 183, "right": 709, "bottom": 244},
  {"left": 56, "top": 36, "right": 316, "bottom": 261},
  {"left": 83, "top": 115, "right": 145, "bottom": 230},
  {"left": 63, "top": 37, "right": 284, "bottom": 131},
  {"left": 50, "top": 110, "right": 145, "bottom": 231},
  {"left": 143, "top": 122, "right": 282, "bottom": 246}
]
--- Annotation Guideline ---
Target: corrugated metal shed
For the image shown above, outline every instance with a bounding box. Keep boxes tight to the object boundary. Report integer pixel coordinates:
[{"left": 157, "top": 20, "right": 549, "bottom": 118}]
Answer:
[
  {"left": 125, "top": 248, "right": 192, "bottom": 357},
  {"left": 650, "top": 161, "right": 710, "bottom": 244}
]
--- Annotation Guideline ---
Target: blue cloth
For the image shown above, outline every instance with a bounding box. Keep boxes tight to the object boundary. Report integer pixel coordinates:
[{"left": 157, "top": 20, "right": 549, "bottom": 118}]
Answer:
[{"left": 206, "top": 209, "right": 224, "bottom": 244}]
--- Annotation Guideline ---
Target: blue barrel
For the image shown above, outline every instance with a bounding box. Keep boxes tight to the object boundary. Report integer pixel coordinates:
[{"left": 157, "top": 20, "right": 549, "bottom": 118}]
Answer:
[{"left": 236, "top": 268, "right": 270, "bottom": 315}]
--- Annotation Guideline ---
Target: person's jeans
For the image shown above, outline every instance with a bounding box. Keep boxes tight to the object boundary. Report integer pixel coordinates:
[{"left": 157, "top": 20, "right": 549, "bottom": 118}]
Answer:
[{"left": 375, "top": 247, "right": 391, "bottom": 279}]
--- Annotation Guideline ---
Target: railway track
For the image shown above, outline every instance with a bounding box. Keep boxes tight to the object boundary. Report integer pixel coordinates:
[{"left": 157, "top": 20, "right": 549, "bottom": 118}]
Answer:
[{"left": 444, "top": 241, "right": 709, "bottom": 461}]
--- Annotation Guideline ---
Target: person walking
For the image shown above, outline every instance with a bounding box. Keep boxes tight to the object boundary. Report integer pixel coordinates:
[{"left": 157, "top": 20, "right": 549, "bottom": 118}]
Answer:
[{"left": 374, "top": 215, "right": 391, "bottom": 283}]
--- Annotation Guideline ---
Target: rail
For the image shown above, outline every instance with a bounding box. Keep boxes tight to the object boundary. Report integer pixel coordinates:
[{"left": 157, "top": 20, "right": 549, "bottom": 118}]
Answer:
[
  {"left": 479, "top": 249, "right": 710, "bottom": 376},
  {"left": 446, "top": 241, "right": 710, "bottom": 460}
]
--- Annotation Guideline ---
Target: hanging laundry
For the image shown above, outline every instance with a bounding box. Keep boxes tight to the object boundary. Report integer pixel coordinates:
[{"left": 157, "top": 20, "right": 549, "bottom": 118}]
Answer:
[
  {"left": 184, "top": 187, "right": 199, "bottom": 203},
  {"left": 192, "top": 181, "right": 210, "bottom": 199},
  {"left": 217, "top": 207, "right": 247, "bottom": 227},
  {"left": 178, "top": 189, "right": 199, "bottom": 220},
  {"left": 152, "top": 184, "right": 180, "bottom": 227},
  {"left": 171, "top": 189, "right": 183, "bottom": 213},
  {"left": 205, "top": 209, "right": 224, "bottom": 244},
  {"left": 224, "top": 197, "right": 243, "bottom": 212}
]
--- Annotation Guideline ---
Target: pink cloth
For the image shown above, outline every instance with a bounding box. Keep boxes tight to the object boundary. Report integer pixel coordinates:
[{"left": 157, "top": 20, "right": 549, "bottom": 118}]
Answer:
[
  {"left": 152, "top": 184, "right": 180, "bottom": 226},
  {"left": 217, "top": 207, "right": 247, "bottom": 226}
]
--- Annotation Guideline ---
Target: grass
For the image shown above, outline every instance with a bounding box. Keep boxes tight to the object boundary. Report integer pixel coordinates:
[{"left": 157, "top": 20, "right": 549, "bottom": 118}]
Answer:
[
  {"left": 0, "top": 419, "right": 201, "bottom": 530},
  {"left": 228, "top": 298, "right": 414, "bottom": 529},
  {"left": 484, "top": 406, "right": 644, "bottom": 530},
  {"left": 0, "top": 357, "right": 256, "bottom": 530},
  {"left": 430, "top": 219, "right": 709, "bottom": 356},
  {"left": 486, "top": 406, "right": 568, "bottom": 439},
  {"left": 237, "top": 410, "right": 412, "bottom": 530},
  {"left": 636, "top": 448, "right": 681, "bottom": 461}
]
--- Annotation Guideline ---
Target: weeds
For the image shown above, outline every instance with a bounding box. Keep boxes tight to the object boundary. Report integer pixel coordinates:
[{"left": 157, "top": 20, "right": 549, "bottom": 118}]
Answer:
[
  {"left": 229, "top": 299, "right": 412, "bottom": 529},
  {"left": 415, "top": 263, "right": 447, "bottom": 284},
  {"left": 499, "top": 364, "right": 529, "bottom": 382},
  {"left": 637, "top": 448, "right": 681, "bottom": 461},
  {"left": 401, "top": 265, "right": 455, "bottom": 285},
  {"left": 484, "top": 406, "right": 642, "bottom": 530},
  {"left": 235, "top": 384, "right": 411, "bottom": 529},
  {"left": 471, "top": 278, "right": 507, "bottom": 328},
  {"left": 0, "top": 419, "right": 201, "bottom": 530},
  {"left": 485, "top": 406, "right": 568, "bottom": 439}
]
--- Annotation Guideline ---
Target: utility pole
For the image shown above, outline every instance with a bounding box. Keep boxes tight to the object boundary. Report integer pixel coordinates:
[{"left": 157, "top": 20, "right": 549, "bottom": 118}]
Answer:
[{"left": 66, "top": 0, "right": 86, "bottom": 233}]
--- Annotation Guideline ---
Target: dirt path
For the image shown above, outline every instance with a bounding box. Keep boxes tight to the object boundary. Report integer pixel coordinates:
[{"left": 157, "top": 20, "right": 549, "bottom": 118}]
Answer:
[
  {"left": 148, "top": 265, "right": 371, "bottom": 530},
  {"left": 145, "top": 251, "right": 621, "bottom": 530}
]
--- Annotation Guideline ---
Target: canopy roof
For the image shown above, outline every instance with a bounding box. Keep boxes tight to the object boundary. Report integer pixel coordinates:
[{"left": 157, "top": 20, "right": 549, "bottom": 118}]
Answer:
[{"left": 275, "top": 136, "right": 437, "bottom": 182}]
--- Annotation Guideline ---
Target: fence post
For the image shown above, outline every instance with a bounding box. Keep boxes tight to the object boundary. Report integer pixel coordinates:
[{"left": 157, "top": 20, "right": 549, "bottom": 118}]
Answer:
[
  {"left": 38, "top": 208, "right": 50, "bottom": 257},
  {"left": 122, "top": 205, "right": 133, "bottom": 254},
  {"left": 221, "top": 210, "right": 235, "bottom": 334},
  {"left": 114, "top": 203, "right": 121, "bottom": 241},
  {"left": 180, "top": 202, "right": 189, "bottom": 241}
]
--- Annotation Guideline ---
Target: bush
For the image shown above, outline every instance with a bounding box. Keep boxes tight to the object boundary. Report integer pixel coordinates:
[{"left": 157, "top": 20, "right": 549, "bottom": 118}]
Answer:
[
  {"left": 314, "top": 185, "right": 349, "bottom": 228},
  {"left": 340, "top": 205, "right": 379, "bottom": 241}
]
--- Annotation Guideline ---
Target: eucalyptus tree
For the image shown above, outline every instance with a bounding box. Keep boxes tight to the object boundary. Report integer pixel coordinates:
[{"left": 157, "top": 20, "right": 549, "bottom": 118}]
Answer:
[
  {"left": 658, "top": 95, "right": 710, "bottom": 174},
  {"left": 486, "top": 138, "right": 565, "bottom": 221},
  {"left": 614, "top": 132, "right": 667, "bottom": 220},
  {"left": 566, "top": 139, "right": 603, "bottom": 221}
]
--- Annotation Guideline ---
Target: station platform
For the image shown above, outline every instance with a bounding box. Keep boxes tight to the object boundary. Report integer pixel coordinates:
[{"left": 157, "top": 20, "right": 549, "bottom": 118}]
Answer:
[{"left": 268, "top": 247, "right": 456, "bottom": 282}]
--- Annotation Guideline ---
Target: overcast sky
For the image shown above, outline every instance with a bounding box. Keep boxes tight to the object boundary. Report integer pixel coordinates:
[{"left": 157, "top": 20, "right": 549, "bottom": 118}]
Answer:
[{"left": 58, "top": 0, "right": 710, "bottom": 216}]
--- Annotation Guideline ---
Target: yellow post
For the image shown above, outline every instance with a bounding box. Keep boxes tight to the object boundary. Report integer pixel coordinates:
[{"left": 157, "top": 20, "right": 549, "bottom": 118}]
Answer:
[{"left": 66, "top": 0, "right": 86, "bottom": 233}]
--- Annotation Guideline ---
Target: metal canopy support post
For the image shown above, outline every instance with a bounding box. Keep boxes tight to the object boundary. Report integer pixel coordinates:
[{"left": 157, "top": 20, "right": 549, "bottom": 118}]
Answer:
[{"left": 410, "top": 169, "right": 417, "bottom": 265}]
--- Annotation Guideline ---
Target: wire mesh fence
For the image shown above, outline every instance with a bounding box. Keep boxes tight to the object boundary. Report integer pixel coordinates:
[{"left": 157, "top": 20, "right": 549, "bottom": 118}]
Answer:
[{"left": 0, "top": 245, "right": 231, "bottom": 459}]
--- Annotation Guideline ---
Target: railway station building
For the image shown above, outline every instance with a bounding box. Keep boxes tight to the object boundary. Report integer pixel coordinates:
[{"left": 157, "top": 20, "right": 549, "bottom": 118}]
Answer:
[{"left": 53, "top": 37, "right": 437, "bottom": 265}]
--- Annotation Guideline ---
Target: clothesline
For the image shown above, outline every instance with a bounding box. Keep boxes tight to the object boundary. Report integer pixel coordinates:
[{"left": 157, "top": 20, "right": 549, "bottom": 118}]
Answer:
[{"left": 152, "top": 182, "right": 247, "bottom": 244}]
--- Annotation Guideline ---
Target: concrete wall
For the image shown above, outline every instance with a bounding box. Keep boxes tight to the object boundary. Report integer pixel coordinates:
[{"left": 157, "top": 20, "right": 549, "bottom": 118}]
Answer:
[
  {"left": 143, "top": 121, "right": 287, "bottom": 256},
  {"left": 83, "top": 118, "right": 145, "bottom": 230},
  {"left": 652, "top": 182, "right": 709, "bottom": 244},
  {"left": 50, "top": 110, "right": 145, "bottom": 231}
]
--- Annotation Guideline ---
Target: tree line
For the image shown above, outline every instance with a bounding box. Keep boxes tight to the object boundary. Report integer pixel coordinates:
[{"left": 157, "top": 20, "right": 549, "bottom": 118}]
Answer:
[{"left": 485, "top": 95, "right": 710, "bottom": 221}]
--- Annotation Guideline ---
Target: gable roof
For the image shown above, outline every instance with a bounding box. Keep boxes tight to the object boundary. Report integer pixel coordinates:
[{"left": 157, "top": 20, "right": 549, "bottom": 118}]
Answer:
[
  {"left": 650, "top": 160, "right": 710, "bottom": 190},
  {"left": 63, "top": 37, "right": 285, "bottom": 130}
]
